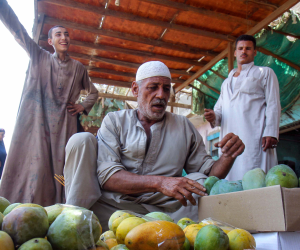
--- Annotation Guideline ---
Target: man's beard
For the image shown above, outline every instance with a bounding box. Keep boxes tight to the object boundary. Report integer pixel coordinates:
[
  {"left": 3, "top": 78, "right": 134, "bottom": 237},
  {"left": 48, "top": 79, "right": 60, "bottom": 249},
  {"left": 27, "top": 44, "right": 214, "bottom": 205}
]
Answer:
[{"left": 138, "top": 98, "right": 167, "bottom": 121}]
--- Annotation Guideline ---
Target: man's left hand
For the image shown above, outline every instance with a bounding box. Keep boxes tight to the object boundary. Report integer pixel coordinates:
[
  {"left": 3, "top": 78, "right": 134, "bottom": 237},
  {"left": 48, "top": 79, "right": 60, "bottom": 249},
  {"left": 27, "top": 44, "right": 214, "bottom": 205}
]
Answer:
[
  {"left": 262, "top": 137, "right": 277, "bottom": 152},
  {"left": 215, "top": 133, "right": 245, "bottom": 158},
  {"left": 67, "top": 102, "right": 85, "bottom": 116}
]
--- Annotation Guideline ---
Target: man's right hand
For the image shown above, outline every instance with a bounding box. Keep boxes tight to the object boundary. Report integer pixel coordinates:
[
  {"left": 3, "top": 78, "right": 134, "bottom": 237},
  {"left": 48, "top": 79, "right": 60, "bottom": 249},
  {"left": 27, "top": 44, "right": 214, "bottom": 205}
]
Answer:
[
  {"left": 159, "top": 177, "right": 207, "bottom": 207},
  {"left": 204, "top": 109, "right": 216, "bottom": 123}
]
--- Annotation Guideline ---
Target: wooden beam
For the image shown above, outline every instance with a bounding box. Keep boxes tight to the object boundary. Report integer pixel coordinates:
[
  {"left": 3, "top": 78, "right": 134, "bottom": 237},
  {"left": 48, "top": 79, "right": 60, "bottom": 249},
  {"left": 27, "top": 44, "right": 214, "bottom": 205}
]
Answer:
[
  {"left": 71, "top": 52, "right": 193, "bottom": 76},
  {"left": 44, "top": 17, "right": 218, "bottom": 57},
  {"left": 175, "top": 49, "right": 229, "bottom": 92},
  {"left": 87, "top": 67, "right": 136, "bottom": 79},
  {"left": 227, "top": 42, "right": 234, "bottom": 73},
  {"left": 34, "top": 14, "right": 45, "bottom": 43},
  {"left": 266, "top": 27, "right": 300, "bottom": 40},
  {"left": 198, "top": 80, "right": 220, "bottom": 95},
  {"left": 189, "top": 84, "right": 217, "bottom": 100},
  {"left": 40, "top": 0, "right": 236, "bottom": 41},
  {"left": 97, "top": 93, "right": 192, "bottom": 109},
  {"left": 238, "top": 0, "right": 278, "bottom": 9},
  {"left": 210, "top": 69, "right": 226, "bottom": 80},
  {"left": 246, "top": 0, "right": 299, "bottom": 36},
  {"left": 91, "top": 78, "right": 132, "bottom": 88},
  {"left": 140, "top": 0, "right": 257, "bottom": 26},
  {"left": 40, "top": 35, "right": 206, "bottom": 67},
  {"left": 175, "top": 0, "right": 299, "bottom": 93},
  {"left": 257, "top": 47, "right": 300, "bottom": 72}
]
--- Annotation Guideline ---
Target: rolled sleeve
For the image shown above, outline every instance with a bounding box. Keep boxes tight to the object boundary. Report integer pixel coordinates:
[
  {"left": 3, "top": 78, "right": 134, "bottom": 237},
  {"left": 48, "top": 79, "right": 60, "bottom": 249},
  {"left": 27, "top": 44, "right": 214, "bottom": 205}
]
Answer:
[{"left": 97, "top": 113, "right": 126, "bottom": 187}]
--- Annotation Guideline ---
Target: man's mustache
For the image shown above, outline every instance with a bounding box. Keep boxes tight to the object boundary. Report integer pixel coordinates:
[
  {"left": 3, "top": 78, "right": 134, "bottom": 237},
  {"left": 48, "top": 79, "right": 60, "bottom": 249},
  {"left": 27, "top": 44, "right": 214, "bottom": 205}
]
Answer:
[
  {"left": 151, "top": 99, "right": 167, "bottom": 107},
  {"left": 241, "top": 53, "right": 247, "bottom": 57}
]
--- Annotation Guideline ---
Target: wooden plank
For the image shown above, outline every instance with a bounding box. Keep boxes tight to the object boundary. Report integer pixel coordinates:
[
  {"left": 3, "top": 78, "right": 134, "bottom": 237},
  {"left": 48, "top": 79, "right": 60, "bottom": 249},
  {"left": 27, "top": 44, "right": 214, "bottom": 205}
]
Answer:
[
  {"left": 87, "top": 67, "right": 136, "bottom": 78},
  {"left": 34, "top": 13, "right": 45, "bottom": 43},
  {"left": 257, "top": 47, "right": 300, "bottom": 72},
  {"left": 175, "top": 0, "right": 299, "bottom": 93},
  {"left": 210, "top": 69, "right": 226, "bottom": 80},
  {"left": 40, "top": 0, "right": 236, "bottom": 41},
  {"left": 44, "top": 17, "right": 218, "bottom": 57},
  {"left": 40, "top": 35, "right": 206, "bottom": 67},
  {"left": 97, "top": 93, "right": 192, "bottom": 109},
  {"left": 227, "top": 42, "right": 234, "bottom": 73},
  {"left": 140, "top": 0, "right": 257, "bottom": 26}
]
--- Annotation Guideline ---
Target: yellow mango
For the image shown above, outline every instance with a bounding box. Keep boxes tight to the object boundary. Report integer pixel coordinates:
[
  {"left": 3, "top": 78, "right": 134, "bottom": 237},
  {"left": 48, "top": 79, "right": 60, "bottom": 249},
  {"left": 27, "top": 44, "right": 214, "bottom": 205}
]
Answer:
[
  {"left": 228, "top": 228, "right": 256, "bottom": 250},
  {"left": 0, "top": 231, "right": 14, "bottom": 250},
  {"left": 111, "top": 213, "right": 135, "bottom": 234},
  {"left": 108, "top": 211, "right": 126, "bottom": 231},
  {"left": 125, "top": 220, "right": 185, "bottom": 250},
  {"left": 116, "top": 217, "right": 146, "bottom": 244},
  {"left": 183, "top": 224, "right": 204, "bottom": 247},
  {"left": 105, "top": 238, "right": 118, "bottom": 249}
]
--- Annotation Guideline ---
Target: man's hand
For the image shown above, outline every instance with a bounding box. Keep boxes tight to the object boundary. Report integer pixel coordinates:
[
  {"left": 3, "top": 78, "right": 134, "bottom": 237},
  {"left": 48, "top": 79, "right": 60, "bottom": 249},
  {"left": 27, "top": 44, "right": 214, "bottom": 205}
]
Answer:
[
  {"left": 67, "top": 102, "right": 85, "bottom": 116},
  {"left": 262, "top": 137, "right": 277, "bottom": 152},
  {"left": 215, "top": 133, "right": 245, "bottom": 158},
  {"left": 159, "top": 177, "right": 207, "bottom": 207},
  {"left": 204, "top": 109, "right": 216, "bottom": 123}
]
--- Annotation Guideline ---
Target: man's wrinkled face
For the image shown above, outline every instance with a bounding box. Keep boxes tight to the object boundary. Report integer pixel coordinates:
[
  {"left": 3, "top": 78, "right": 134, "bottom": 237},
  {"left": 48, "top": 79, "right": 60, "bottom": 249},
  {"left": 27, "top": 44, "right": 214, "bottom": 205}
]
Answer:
[
  {"left": 134, "top": 76, "right": 171, "bottom": 121},
  {"left": 48, "top": 27, "right": 70, "bottom": 53},
  {"left": 0, "top": 132, "right": 4, "bottom": 141},
  {"left": 234, "top": 40, "right": 257, "bottom": 65}
]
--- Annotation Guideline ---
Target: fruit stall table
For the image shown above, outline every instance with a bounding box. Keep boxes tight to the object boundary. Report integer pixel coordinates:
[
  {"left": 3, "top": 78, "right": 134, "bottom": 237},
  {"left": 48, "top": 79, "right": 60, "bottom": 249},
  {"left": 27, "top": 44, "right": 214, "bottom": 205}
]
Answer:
[{"left": 252, "top": 231, "right": 300, "bottom": 250}]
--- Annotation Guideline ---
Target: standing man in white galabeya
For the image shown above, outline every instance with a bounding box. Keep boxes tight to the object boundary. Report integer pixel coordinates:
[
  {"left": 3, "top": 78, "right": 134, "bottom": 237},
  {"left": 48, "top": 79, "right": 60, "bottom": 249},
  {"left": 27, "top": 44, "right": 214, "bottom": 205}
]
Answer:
[
  {"left": 0, "top": 0, "right": 98, "bottom": 205},
  {"left": 204, "top": 35, "right": 281, "bottom": 181}
]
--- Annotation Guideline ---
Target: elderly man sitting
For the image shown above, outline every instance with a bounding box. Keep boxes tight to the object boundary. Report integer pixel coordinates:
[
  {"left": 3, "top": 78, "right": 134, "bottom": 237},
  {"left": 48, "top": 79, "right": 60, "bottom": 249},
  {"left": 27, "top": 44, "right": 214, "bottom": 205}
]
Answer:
[{"left": 64, "top": 61, "right": 245, "bottom": 230}]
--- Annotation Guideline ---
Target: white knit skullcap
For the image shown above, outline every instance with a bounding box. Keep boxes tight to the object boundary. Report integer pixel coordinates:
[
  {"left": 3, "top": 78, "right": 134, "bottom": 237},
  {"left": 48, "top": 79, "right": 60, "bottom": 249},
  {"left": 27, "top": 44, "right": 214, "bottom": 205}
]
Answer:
[{"left": 136, "top": 61, "right": 172, "bottom": 82}]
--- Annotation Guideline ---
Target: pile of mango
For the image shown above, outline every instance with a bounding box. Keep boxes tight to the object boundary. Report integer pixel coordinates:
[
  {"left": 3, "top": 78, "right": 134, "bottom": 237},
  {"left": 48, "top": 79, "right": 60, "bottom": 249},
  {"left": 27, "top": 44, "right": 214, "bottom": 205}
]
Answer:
[
  {"left": 0, "top": 202, "right": 101, "bottom": 250},
  {"left": 0, "top": 198, "right": 255, "bottom": 250},
  {"left": 98, "top": 210, "right": 256, "bottom": 250},
  {"left": 204, "top": 164, "right": 299, "bottom": 195}
]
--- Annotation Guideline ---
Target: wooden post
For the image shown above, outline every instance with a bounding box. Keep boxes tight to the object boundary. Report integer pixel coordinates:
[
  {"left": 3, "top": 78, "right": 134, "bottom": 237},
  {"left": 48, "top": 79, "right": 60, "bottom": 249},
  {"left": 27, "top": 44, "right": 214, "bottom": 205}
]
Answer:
[{"left": 228, "top": 42, "right": 234, "bottom": 73}]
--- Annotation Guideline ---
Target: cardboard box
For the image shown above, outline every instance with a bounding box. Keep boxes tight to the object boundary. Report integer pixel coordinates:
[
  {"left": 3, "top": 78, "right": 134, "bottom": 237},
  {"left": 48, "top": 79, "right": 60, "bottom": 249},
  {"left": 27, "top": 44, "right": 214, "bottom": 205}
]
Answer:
[{"left": 198, "top": 185, "right": 300, "bottom": 232}]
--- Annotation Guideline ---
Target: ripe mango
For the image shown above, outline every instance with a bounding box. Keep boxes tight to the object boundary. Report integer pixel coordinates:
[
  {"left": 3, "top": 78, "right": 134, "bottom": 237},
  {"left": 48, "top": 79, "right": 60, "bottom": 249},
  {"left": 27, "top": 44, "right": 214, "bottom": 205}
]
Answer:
[
  {"left": 44, "top": 204, "right": 64, "bottom": 225},
  {"left": 242, "top": 168, "right": 266, "bottom": 190},
  {"left": 100, "top": 230, "right": 116, "bottom": 242},
  {"left": 0, "top": 231, "right": 14, "bottom": 250},
  {"left": 204, "top": 176, "right": 220, "bottom": 195},
  {"left": 228, "top": 228, "right": 256, "bottom": 250},
  {"left": 111, "top": 213, "right": 135, "bottom": 234},
  {"left": 210, "top": 180, "right": 243, "bottom": 195},
  {"left": 0, "top": 197, "right": 10, "bottom": 213},
  {"left": 18, "top": 238, "right": 53, "bottom": 250},
  {"left": 95, "top": 239, "right": 109, "bottom": 249},
  {"left": 145, "top": 211, "right": 173, "bottom": 222},
  {"left": 13, "top": 203, "right": 47, "bottom": 216},
  {"left": 2, "top": 207, "right": 49, "bottom": 246},
  {"left": 125, "top": 221, "right": 185, "bottom": 250},
  {"left": 108, "top": 211, "right": 126, "bottom": 231},
  {"left": 3, "top": 203, "right": 22, "bottom": 216},
  {"left": 265, "top": 164, "right": 298, "bottom": 188},
  {"left": 183, "top": 224, "right": 203, "bottom": 247},
  {"left": 111, "top": 244, "right": 129, "bottom": 250},
  {"left": 194, "top": 225, "right": 229, "bottom": 250},
  {"left": 177, "top": 217, "right": 197, "bottom": 230},
  {"left": 47, "top": 209, "right": 101, "bottom": 250},
  {"left": 116, "top": 217, "right": 146, "bottom": 244}
]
